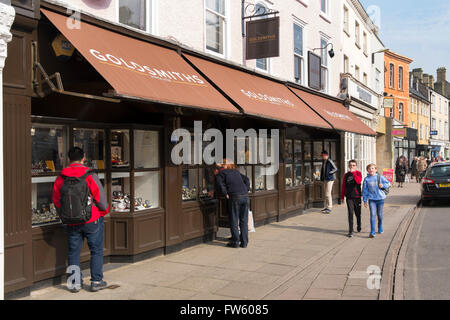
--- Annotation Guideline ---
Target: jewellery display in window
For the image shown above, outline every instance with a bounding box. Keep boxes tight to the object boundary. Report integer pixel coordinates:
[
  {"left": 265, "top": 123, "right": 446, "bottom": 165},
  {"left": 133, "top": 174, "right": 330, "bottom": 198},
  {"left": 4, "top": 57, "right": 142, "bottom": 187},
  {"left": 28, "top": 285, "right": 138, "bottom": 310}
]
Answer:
[
  {"left": 182, "top": 187, "right": 197, "bottom": 201},
  {"left": 32, "top": 203, "right": 60, "bottom": 225},
  {"left": 31, "top": 160, "right": 54, "bottom": 174}
]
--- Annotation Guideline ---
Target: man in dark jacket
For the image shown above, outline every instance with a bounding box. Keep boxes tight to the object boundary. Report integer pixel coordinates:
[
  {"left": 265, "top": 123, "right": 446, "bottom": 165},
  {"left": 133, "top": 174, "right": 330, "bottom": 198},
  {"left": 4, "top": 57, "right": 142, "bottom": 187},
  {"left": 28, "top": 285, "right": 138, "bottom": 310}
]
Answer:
[
  {"left": 215, "top": 164, "right": 251, "bottom": 248},
  {"left": 53, "top": 147, "right": 109, "bottom": 293},
  {"left": 320, "top": 151, "right": 338, "bottom": 214},
  {"left": 341, "top": 160, "right": 363, "bottom": 237}
]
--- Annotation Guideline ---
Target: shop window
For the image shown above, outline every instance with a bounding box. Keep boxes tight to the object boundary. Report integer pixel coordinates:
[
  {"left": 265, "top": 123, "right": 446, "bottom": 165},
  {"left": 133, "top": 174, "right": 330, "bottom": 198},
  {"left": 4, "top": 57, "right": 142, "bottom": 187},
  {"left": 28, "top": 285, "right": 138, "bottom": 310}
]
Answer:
[
  {"left": 111, "top": 130, "right": 130, "bottom": 168},
  {"left": 239, "top": 165, "right": 253, "bottom": 192},
  {"left": 182, "top": 167, "right": 198, "bottom": 202},
  {"left": 73, "top": 128, "right": 105, "bottom": 170},
  {"left": 112, "top": 172, "right": 131, "bottom": 213},
  {"left": 285, "top": 139, "right": 303, "bottom": 187},
  {"left": 313, "top": 162, "right": 322, "bottom": 181},
  {"left": 303, "top": 162, "right": 311, "bottom": 185},
  {"left": 31, "top": 124, "right": 68, "bottom": 226},
  {"left": 313, "top": 141, "right": 324, "bottom": 160},
  {"left": 134, "top": 130, "right": 159, "bottom": 169},
  {"left": 32, "top": 124, "right": 67, "bottom": 174},
  {"left": 255, "top": 165, "right": 266, "bottom": 191},
  {"left": 32, "top": 178, "right": 59, "bottom": 226}
]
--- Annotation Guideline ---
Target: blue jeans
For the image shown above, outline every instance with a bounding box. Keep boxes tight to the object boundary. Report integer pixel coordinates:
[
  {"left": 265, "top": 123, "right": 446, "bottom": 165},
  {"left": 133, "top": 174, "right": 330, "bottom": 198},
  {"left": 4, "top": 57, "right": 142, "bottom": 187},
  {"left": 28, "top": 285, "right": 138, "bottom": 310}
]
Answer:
[
  {"left": 228, "top": 196, "right": 249, "bottom": 246},
  {"left": 65, "top": 217, "right": 104, "bottom": 282},
  {"left": 368, "top": 200, "right": 384, "bottom": 235}
]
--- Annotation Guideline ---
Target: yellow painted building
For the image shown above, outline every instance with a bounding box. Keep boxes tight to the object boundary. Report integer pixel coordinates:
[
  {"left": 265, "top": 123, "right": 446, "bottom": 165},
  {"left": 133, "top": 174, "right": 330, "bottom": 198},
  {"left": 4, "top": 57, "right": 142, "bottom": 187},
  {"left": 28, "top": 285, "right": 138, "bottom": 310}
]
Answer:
[{"left": 409, "top": 78, "right": 431, "bottom": 155}]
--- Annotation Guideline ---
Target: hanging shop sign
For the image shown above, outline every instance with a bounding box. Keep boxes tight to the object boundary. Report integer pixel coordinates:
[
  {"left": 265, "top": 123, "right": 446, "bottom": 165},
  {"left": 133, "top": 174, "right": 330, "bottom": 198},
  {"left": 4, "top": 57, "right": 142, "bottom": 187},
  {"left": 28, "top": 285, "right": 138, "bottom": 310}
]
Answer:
[
  {"left": 383, "top": 97, "right": 394, "bottom": 109},
  {"left": 308, "top": 51, "right": 322, "bottom": 91},
  {"left": 246, "top": 17, "right": 280, "bottom": 60}
]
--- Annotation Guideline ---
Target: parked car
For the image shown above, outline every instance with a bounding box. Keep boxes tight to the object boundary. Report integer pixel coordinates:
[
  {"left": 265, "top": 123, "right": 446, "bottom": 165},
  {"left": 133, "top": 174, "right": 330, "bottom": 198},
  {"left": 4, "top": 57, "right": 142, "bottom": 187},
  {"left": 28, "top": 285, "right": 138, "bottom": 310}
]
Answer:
[{"left": 421, "top": 162, "right": 450, "bottom": 205}]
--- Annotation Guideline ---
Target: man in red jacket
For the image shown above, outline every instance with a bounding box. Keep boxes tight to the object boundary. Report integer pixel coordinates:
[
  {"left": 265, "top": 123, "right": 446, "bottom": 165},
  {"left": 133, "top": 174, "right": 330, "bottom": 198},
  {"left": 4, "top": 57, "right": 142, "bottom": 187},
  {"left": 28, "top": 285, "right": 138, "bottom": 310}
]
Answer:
[
  {"left": 341, "top": 160, "right": 363, "bottom": 238},
  {"left": 53, "top": 147, "right": 109, "bottom": 293}
]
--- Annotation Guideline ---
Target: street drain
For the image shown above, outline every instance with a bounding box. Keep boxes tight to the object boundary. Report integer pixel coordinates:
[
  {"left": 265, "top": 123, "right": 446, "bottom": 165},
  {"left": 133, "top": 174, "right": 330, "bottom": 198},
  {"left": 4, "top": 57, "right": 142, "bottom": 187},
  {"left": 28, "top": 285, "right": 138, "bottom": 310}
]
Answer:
[{"left": 106, "top": 285, "right": 120, "bottom": 290}]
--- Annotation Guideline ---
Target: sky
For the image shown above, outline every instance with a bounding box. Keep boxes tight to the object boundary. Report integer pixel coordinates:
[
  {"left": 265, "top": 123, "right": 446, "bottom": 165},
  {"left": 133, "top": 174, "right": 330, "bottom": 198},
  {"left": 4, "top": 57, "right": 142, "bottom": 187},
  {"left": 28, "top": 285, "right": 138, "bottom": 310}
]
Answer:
[{"left": 359, "top": 0, "right": 450, "bottom": 79}]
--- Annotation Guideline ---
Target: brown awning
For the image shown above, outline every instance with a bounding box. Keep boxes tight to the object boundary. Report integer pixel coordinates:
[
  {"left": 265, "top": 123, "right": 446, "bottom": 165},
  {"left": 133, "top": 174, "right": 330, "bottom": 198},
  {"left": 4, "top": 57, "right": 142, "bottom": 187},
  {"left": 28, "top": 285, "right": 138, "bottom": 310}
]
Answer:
[
  {"left": 184, "top": 54, "right": 332, "bottom": 130},
  {"left": 288, "top": 86, "right": 377, "bottom": 136},
  {"left": 41, "top": 9, "right": 239, "bottom": 114}
]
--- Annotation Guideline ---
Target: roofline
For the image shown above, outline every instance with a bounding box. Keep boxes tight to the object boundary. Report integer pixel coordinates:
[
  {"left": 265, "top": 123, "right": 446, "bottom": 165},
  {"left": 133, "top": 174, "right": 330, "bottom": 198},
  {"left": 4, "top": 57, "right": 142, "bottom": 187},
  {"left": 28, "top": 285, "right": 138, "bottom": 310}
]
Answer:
[{"left": 385, "top": 50, "right": 414, "bottom": 64}]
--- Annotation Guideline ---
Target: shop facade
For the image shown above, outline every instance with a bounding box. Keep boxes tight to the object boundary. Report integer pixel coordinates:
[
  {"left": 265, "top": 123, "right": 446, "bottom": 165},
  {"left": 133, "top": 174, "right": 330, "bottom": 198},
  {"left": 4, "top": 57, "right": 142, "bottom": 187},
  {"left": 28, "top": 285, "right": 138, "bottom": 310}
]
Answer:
[
  {"left": 393, "top": 127, "right": 418, "bottom": 164},
  {"left": 340, "top": 74, "right": 379, "bottom": 172},
  {"left": 3, "top": 3, "right": 375, "bottom": 295}
]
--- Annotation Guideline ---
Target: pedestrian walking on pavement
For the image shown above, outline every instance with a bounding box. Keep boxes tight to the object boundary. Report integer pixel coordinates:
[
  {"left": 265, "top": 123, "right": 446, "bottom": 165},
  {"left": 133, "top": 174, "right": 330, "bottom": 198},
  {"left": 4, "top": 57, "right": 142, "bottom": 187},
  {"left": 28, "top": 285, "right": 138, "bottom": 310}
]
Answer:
[
  {"left": 362, "top": 164, "right": 391, "bottom": 238},
  {"left": 341, "top": 160, "right": 363, "bottom": 238},
  {"left": 320, "top": 151, "right": 338, "bottom": 214},
  {"left": 215, "top": 159, "right": 251, "bottom": 248},
  {"left": 411, "top": 156, "right": 418, "bottom": 182},
  {"left": 417, "top": 156, "right": 428, "bottom": 183},
  {"left": 395, "top": 156, "right": 408, "bottom": 188},
  {"left": 52, "top": 147, "right": 109, "bottom": 293}
]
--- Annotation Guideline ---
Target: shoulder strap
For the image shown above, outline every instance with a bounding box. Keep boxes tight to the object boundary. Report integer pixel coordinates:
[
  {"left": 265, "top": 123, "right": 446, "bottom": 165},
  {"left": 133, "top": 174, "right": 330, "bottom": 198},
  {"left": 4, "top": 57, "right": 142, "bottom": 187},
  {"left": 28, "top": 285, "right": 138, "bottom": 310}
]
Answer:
[
  {"left": 377, "top": 174, "right": 380, "bottom": 186},
  {"left": 80, "top": 170, "right": 93, "bottom": 181}
]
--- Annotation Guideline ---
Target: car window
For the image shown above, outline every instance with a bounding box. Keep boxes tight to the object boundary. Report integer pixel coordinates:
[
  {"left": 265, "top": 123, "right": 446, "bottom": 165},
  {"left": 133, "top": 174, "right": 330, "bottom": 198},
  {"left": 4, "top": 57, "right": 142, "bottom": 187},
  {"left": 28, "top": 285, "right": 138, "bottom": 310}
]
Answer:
[{"left": 429, "top": 165, "right": 450, "bottom": 177}]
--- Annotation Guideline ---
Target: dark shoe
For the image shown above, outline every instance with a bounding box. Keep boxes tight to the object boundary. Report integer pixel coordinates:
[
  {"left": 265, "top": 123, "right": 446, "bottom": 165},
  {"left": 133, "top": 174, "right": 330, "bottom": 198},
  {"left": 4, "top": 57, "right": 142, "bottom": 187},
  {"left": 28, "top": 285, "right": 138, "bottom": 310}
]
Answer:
[
  {"left": 323, "top": 209, "right": 332, "bottom": 214},
  {"left": 90, "top": 280, "right": 108, "bottom": 292},
  {"left": 357, "top": 227, "right": 361, "bottom": 233},
  {"left": 69, "top": 285, "right": 82, "bottom": 293},
  {"left": 369, "top": 234, "right": 375, "bottom": 238},
  {"left": 226, "top": 242, "right": 239, "bottom": 248},
  {"left": 347, "top": 233, "right": 353, "bottom": 238},
  {"left": 240, "top": 243, "right": 248, "bottom": 248}
]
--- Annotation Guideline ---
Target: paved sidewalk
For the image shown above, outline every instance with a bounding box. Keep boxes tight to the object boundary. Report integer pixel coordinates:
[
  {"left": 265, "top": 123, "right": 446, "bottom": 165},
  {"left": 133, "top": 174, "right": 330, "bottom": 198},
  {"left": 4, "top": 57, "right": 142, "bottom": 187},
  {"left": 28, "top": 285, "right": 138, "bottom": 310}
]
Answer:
[{"left": 21, "top": 181, "right": 420, "bottom": 300}]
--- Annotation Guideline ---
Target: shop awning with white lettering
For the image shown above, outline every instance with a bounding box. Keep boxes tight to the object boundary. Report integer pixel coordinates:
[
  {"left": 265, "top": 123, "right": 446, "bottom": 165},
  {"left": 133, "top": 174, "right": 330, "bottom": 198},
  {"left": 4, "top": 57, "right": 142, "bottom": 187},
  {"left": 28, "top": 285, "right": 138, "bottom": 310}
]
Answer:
[
  {"left": 288, "top": 85, "right": 377, "bottom": 136},
  {"left": 183, "top": 54, "right": 332, "bottom": 130},
  {"left": 41, "top": 9, "right": 239, "bottom": 114}
]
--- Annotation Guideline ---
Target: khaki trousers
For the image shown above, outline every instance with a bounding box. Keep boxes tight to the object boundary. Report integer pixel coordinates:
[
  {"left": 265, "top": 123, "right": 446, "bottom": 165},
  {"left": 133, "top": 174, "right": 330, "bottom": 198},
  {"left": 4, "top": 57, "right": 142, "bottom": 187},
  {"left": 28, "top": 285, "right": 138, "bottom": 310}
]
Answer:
[{"left": 325, "top": 180, "right": 334, "bottom": 209}]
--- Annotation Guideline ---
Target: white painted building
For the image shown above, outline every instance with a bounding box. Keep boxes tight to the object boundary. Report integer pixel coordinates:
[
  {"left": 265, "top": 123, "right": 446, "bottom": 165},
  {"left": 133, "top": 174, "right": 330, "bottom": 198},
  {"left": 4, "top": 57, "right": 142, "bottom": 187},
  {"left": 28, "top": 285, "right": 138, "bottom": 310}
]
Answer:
[
  {"left": 339, "top": 0, "right": 385, "bottom": 171},
  {"left": 429, "top": 88, "right": 450, "bottom": 158},
  {"left": 46, "top": 0, "right": 344, "bottom": 96}
]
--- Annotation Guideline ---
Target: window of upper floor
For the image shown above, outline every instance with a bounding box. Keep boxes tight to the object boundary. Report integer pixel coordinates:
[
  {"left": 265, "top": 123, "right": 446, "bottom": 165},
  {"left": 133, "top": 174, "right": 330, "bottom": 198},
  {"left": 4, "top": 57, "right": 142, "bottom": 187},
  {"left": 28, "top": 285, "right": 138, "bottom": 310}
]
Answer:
[
  {"left": 294, "top": 21, "right": 305, "bottom": 85},
  {"left": 118, "top": 0, "right": 153, "bottom": 33},
  {"left": 321, "top": 0, "right": 329, "bottom": 16},
  {"left": 398, "top": 66, "right": 404, "bottom": 90},
  {"left": 389, "top": 63, "right": 395, "bottom": 88},
  {"left": 343, "top": 5, "right": 349, "bottom": 35},
  {"left": 205, "top": 0, "right": 227, "bottom": 57},
  {"left": 355, "top": 21, "right": 360, "bottom": 48},
  {"left": 363, "top": 32, "right": 367, "bottom": 55}
]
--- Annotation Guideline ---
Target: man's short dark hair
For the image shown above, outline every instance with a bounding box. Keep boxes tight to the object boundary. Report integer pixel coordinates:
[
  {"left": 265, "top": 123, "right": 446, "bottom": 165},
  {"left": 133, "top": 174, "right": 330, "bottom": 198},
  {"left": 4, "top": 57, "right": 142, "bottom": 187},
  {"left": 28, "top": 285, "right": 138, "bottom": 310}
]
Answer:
[
  {"left": 321, "top": 151, "right": 329, "bottom": 156},
  {"left": 68, "top": 147, "right": 84, "bottom": 162}
]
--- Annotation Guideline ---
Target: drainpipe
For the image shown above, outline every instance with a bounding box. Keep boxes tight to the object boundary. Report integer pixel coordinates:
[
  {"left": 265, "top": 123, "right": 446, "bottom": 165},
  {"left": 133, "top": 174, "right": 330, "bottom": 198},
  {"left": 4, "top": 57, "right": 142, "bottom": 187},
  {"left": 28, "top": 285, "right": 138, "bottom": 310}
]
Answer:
[{"left": 0, "top": 0, "right": 15, "bottom": 300}]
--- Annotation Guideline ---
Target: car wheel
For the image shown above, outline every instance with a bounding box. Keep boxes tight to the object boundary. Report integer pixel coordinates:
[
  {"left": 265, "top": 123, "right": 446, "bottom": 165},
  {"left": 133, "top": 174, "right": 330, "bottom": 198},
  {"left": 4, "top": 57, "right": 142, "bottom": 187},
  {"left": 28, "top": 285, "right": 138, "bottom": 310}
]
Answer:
[{"left": 421, "top": 199, "right": 431, "bottom": 206}]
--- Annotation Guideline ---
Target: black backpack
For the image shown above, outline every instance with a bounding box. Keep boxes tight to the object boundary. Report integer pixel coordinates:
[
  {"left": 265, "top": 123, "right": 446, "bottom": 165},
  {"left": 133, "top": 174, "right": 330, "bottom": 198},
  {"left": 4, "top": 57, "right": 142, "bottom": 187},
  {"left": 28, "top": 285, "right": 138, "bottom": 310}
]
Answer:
[{"left": 58, "top": 171, "right": 93, "bottom": 224}]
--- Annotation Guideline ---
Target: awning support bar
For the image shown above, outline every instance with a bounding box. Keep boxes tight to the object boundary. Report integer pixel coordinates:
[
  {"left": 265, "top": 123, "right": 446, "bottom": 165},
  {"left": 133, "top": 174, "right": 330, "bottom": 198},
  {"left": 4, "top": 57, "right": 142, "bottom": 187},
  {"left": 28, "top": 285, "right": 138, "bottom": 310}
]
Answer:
[{"left": 32, "top": 41, "right": 120, "bottom": 103}]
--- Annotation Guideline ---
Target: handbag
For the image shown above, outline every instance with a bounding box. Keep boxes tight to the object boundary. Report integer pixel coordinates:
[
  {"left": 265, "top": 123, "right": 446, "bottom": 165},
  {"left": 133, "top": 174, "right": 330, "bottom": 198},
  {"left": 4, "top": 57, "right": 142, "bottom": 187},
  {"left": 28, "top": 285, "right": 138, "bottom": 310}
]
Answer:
[{"left": 377, "top": 174, "right": 389, "bottom": 195}]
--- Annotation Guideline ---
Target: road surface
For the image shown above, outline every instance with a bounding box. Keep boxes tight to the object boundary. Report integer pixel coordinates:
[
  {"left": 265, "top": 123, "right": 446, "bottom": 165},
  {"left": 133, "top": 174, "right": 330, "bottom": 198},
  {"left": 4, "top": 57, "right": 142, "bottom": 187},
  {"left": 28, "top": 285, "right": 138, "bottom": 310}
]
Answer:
[{"left": 404, "top": 200, "right": 450, "bottom": 299}]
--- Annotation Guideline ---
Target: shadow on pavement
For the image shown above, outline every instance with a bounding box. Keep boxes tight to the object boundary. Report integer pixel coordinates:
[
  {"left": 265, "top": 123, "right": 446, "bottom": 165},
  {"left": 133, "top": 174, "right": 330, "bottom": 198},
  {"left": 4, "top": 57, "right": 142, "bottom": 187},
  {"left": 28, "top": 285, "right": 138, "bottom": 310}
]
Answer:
[{"left": 267, "top": 223, "right": 348, "bottom": 237}]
